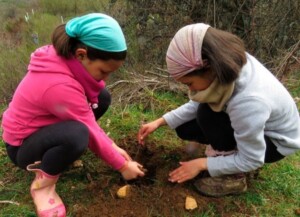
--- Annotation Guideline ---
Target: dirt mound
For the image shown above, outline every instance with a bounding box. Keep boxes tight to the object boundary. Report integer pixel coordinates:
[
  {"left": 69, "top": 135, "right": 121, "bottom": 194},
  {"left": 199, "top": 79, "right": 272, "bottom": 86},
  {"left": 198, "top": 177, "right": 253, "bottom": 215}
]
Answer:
[{"left": 70, "top": 142, "right": 246, "bottom": 217}]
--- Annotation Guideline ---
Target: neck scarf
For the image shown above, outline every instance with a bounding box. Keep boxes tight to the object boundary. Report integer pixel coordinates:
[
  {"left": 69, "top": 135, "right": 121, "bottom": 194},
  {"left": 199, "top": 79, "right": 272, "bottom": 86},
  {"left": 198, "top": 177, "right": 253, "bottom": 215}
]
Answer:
[
  {"left": 189, "top": 79, "right": 235, "bottom": 112},
  {"left": 64, "top": 57, "right": 105, "bottom": 109}
]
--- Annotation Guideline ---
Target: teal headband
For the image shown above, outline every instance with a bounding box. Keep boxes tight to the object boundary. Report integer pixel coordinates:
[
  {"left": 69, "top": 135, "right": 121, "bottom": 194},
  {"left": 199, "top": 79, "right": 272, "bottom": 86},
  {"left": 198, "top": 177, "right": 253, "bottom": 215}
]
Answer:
[{"left": 65, "top": 13, "right": 127, "bottom": 52}]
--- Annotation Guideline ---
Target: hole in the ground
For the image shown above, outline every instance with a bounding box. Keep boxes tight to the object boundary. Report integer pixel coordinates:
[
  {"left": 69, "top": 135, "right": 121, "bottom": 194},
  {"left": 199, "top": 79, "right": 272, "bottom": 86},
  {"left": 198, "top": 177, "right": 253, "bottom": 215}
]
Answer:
[
  {"left": 119, "top": 142, "right": 194, "bottom": 187},
  {"left": 119, "top": 145, "right": 166, "bottom": 186},
  {"left": 121, "top": 163, "right": 157, "bottom": 186}
]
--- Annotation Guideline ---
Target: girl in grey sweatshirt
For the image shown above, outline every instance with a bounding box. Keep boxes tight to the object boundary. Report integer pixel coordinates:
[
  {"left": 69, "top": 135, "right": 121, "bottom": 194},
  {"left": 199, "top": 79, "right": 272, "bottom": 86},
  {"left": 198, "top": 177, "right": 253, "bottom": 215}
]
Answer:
[{"left": 138, "top": 23, "right": 300, "bottom": 197}]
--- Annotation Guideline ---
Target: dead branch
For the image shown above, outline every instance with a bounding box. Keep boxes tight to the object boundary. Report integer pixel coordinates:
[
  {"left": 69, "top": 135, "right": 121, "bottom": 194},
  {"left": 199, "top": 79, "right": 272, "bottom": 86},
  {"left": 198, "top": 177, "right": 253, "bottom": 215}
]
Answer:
[
  {"left": 276, "top": 40, "right": 300, "bottom": 80},
  {"left": 292, "top": 56, "right": 300, "bottom": 64},
  {"left": 107, "top": 69, "right": 182, "bottom": 107},
  {"left": 230, "top": 0, "right": 247, "bottom": 28},
  {"left": 106, "top": 80, "right": 135, "bottom": 89},
  {"left": 0, "top": 200, "right": 20, "bottom": 206},
  {"left": 145, "top": 70, "right": 169, "bottom": 78},
  {"left": 155, "top": 67, "right": 168, "bottom": 73}
]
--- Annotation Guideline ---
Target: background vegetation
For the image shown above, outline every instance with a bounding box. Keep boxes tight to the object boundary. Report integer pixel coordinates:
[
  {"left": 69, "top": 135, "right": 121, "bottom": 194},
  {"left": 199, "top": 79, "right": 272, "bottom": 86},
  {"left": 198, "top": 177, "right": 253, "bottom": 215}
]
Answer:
[
  {"left": 0, "top": 0, "right": 299, "bottom": 104},
  {"left": 0, "top": 0, "right": 299, "bottom": 216}
]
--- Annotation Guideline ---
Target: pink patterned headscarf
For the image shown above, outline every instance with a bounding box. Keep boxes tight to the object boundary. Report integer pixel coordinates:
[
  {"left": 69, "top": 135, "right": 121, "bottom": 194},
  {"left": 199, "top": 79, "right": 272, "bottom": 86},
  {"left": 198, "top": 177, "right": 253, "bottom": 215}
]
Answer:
[{"left": 166, "top": 23, "right": 210, "bottom": 79}]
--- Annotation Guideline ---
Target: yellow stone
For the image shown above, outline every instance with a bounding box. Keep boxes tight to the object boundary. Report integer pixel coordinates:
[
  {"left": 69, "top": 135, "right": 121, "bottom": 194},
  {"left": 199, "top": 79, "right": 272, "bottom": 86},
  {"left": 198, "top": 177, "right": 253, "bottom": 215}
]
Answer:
[
  {"left": 185, "top": 196, "right": 197, "bottom": 210},
  {"left": 73, "top": 160, "right": 83, "bottom": 168},
  {"left": 116, "top": 185, "right": 130, "bottom": 198}
]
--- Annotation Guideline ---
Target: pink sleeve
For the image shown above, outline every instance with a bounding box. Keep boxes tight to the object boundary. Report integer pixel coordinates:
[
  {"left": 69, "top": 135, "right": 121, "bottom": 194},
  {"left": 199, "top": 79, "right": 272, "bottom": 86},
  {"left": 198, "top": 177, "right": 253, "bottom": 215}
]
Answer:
[{"left": 42, "top": 83, "right": 125, "bottom": 170}]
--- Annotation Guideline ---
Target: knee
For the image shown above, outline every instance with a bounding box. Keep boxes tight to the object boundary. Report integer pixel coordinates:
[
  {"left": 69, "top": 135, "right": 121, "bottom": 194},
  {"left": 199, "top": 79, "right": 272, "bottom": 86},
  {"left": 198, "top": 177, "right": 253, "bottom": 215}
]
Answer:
[
  {"left": 67, "top": 121, "right": 89, "bottom": 152},
  {"left": 175, "top": 125, "right": 189, "bottom": 140}
]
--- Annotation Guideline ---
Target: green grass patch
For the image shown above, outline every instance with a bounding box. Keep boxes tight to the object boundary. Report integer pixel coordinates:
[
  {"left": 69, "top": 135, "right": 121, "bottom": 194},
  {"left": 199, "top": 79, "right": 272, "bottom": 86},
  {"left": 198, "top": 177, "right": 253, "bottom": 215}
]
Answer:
[
  {"left": 249, "top": 152, "right": 300, "bottom": 216},
  {"left": 0, "top": 1, "right": 299, "bottom": 216}
]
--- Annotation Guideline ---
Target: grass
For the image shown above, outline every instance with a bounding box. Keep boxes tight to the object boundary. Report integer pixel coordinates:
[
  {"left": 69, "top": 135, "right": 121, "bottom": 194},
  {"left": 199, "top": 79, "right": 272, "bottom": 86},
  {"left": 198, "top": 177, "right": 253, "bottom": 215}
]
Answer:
[
  {"left": 0, "top": 1, "right": 299, "bottom": 216},
  {"left": 251, "top": 153, "right": 300, "bottom": 216},
  {"left": 0, "top": 143, "right": 35, "bottom": 216},
  {"left": 0, "top": 58, "right": 299, "bottom": 217},
  {"left": 1, "top": 98, "right": 300, "bottom": 216},
  {"left": 0, "top": 62, "right": 299, "bottom": 217}
]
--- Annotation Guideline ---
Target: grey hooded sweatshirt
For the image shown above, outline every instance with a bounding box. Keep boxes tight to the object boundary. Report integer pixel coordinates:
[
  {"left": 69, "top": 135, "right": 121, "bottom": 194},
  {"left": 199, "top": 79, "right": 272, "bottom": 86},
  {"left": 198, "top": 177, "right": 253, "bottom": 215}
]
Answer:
[{"left": 163, "top": 53, "right": 300, "bottom": 177}]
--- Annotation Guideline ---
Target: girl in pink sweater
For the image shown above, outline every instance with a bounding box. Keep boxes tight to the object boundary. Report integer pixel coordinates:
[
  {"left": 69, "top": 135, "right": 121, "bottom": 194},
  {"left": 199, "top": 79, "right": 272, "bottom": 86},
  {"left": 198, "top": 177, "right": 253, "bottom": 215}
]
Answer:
[{"left": 1, "top": 13, "right": 144, "bottom": 217}]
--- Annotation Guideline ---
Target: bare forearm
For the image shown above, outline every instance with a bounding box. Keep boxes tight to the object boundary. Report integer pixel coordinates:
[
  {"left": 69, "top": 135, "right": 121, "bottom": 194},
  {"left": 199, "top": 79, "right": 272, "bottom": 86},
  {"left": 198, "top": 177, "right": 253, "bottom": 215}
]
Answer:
[{"left": 156, "top": 117, "right": 167, "bottom": 127}]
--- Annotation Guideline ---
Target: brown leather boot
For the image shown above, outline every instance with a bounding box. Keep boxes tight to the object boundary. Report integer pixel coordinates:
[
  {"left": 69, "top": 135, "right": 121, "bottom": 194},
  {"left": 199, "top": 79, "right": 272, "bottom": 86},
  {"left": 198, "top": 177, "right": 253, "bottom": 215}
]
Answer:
[{"left": 194, "top": 173, "right": 247, "bottom": 197}]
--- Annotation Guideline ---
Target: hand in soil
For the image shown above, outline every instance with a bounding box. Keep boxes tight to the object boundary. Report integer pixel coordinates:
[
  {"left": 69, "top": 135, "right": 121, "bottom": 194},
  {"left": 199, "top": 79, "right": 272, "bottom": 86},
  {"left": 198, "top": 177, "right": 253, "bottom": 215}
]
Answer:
[
  {"left": 168, "top": 158, "right": 207, "bottom": 183},
  {"left": 120, "top": 161, "right": 145, "bottom": 180},
  {"left": 138, "top": 165, "right": 148, "bottom": 173},
  {"left": 137, "top": 118, "right": 164, "bottom": 145}
]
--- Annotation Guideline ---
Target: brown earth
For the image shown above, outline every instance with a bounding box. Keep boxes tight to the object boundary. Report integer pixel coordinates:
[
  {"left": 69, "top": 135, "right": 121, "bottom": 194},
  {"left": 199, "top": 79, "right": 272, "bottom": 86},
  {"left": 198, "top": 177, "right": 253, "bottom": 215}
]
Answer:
[{"left": 69, "top": 141, "right": 254, "bottom": 217}]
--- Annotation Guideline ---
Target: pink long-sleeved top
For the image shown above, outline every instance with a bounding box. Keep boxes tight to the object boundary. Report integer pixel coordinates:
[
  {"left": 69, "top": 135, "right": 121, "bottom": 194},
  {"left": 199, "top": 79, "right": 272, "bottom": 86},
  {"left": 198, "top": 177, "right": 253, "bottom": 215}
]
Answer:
[{"left": 1, "top": 45, "right": 125, "bottom": 170}]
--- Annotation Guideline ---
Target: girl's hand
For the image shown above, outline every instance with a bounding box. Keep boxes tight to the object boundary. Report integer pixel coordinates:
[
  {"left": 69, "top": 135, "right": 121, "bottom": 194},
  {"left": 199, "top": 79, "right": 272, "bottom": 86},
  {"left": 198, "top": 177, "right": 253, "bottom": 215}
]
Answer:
[
  {"left": 119, "top": 161, "right": 145, "bottom": 180},
  {"left": 168, "top": 158, "right": 208, "bottom": 183},
  {"left": 137, "top": 118, "right": 166, "bottom": 145},
  {"left": 112, "top": 143, "right": 132, "bottom": 161}
]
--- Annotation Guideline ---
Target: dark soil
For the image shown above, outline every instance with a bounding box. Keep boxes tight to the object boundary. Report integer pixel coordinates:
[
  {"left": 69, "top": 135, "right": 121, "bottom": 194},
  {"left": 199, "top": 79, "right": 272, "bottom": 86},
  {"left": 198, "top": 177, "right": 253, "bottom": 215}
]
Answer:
[{"left": 69, "top": 141, "right": 252, "bottom": 217}]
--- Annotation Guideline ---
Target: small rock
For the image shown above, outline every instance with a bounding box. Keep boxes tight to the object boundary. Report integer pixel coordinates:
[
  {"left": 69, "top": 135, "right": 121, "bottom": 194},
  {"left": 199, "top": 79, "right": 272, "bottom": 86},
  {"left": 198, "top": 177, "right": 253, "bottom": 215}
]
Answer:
[
  {"left": 73, "top": 160, "right": 83, "bottom": 168},
  {"left": 117, "top": 185, "right": 130, "bottom": 198},
  {"left": 185, "top": 196, "right": 197, "bottom": 210}
]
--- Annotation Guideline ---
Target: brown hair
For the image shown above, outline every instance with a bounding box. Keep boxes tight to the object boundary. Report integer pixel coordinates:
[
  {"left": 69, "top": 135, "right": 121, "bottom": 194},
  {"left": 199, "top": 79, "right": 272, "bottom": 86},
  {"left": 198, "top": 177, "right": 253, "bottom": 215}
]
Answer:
[
  {"left": 51, "top": 24, "right": 127, "bottom": 61},
  {"left": 187, "top": 27, "right": 246, "bottom": 85}
]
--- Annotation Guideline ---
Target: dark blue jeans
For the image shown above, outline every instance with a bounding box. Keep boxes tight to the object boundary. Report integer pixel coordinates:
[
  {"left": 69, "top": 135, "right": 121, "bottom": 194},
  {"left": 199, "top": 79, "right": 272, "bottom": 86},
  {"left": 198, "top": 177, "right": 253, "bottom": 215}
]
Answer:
[
  {"left": 175, "top": 103, "right": 284, "bottom": 163},
  {"left": 5, "top": 88, "right": 111, "bottom": 175}
]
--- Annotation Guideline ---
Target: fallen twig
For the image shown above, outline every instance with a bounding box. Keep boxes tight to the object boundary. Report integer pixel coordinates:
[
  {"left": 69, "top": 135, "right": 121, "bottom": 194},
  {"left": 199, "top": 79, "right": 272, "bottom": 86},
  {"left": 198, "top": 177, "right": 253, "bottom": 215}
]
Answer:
[
  {"left": 145, "top": 70, "right": 169, "bottom": 78},
  {"left": 292, "top": 56, "right": 300, "bottom": 64},
  {"left": 154, "top": 67, "right": 168, "bottom": 73},
  {"left": 0, "top": 200, "right": 20, "bottom": 206},
  {"left": 276, "top": 40, "right": 300, "bottom": 80},
  {"left": 106, "top": 80, "right": 135, "bottom": 89},
  {"left": 107, "top": 69, "right": 184, "bottom": 107}
]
